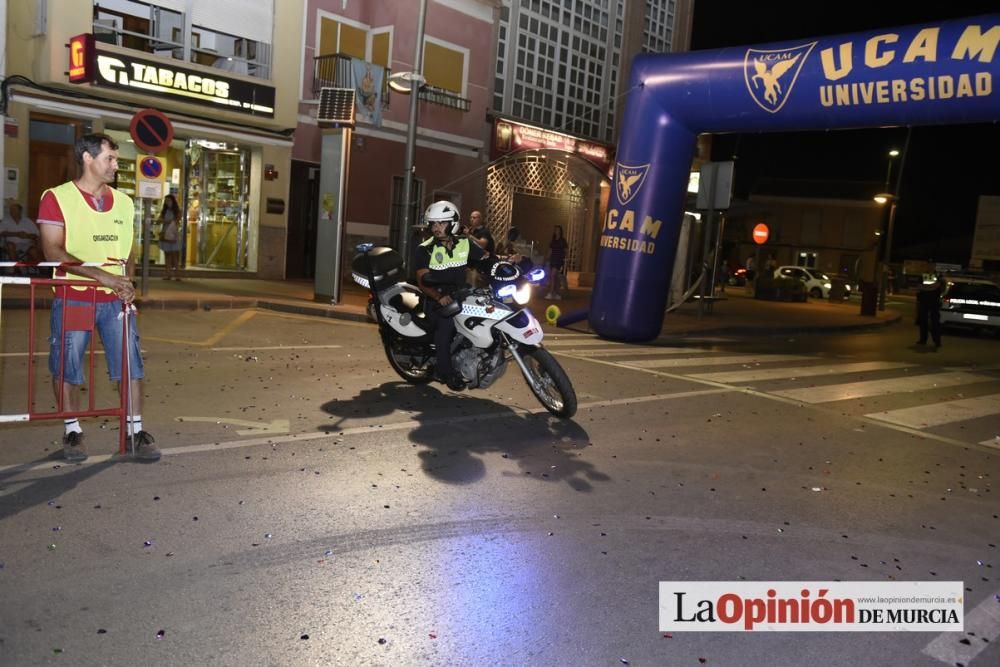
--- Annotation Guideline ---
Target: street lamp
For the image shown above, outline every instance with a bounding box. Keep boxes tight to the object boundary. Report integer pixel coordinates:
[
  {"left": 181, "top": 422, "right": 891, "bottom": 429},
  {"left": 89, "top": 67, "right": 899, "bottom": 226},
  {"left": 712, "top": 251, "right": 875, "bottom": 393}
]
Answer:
[
  {"left": 873, "top": 191, "right": 898, "bottom": 310},
  {"left": 873, "top": 134, "right": 909, "bottom": 310},
  {"left": 395, "top": 0, "right": 428, "bottom": 274}
]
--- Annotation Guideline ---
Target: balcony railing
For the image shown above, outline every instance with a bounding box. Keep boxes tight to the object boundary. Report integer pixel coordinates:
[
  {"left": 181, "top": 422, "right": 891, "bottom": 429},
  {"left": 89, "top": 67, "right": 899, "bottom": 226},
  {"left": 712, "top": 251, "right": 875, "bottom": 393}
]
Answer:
[
  {"left": 312, "top": 55, "right": 471, "bottom": 112},
  {"left": 313, "top": 53, "right": 390, "bottom": 107},
  {"left": 418, "top": 84, "right": 471, "bottom": 112}
]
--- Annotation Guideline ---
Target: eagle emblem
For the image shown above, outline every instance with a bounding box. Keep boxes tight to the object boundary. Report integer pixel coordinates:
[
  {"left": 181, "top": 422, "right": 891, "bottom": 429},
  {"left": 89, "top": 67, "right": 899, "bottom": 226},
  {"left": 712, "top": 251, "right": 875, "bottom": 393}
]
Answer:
[
  {"left": 743, "top": 42, "right": 816, "bottom": 113},
  {"left": 614, "top": 162, "right": 650, "bottom": 205}
]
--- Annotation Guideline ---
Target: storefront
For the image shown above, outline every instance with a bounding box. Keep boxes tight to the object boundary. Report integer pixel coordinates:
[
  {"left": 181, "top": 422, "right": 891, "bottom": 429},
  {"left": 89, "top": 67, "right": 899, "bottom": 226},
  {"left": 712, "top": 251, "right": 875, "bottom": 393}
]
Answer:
[
  {"left": 11, "top": 92, "right": 286, "bottom": 276},
  {"left": 101, "top": 130, "right": 255, "bottom": 271},
  {"left": 2, "top": 0, "right": 302, "bottom": 279}
]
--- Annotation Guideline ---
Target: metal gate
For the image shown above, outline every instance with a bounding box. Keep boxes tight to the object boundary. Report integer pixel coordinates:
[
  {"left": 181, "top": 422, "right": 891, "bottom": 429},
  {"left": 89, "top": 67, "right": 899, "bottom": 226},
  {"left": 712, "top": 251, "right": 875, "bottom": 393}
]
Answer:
[{"left": 486, "top": 151, "right": 597, "bottom": 271}]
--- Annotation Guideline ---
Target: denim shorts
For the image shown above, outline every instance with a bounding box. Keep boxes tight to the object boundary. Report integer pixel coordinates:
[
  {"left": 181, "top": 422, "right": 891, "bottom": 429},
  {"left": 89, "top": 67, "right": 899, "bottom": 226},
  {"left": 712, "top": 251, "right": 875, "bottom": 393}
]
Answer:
[{"left": 49, "top": 299, "right": 144, "bottom": 385}]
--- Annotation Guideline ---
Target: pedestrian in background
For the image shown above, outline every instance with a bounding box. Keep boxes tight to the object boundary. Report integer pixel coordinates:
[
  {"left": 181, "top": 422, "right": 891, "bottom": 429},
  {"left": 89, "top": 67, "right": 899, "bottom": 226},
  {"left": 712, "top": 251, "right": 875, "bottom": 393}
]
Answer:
[
  {"left": 465, "top": 209, "right": 493, "bottom": 286},
  {"left": 915, "top": 271, "right": 944, "bottom": 349},
  {"left": 37, "top": 133, "right": 160, "bottom": 462},
  {"left": 0, "top": 202, "right": 42, "bottom": 273},
  {"left": 545, "top": 225, "right": 568, "bottom": 300},
  {"left": 157, "top": 193, "right": 182, "bottom": 281}
]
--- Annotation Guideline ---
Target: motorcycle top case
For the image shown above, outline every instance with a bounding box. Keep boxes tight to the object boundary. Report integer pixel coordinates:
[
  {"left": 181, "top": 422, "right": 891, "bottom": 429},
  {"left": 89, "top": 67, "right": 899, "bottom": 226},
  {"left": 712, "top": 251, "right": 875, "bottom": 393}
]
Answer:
[{"left": 352, "top": 247, "right": 404, "bottom": 291}]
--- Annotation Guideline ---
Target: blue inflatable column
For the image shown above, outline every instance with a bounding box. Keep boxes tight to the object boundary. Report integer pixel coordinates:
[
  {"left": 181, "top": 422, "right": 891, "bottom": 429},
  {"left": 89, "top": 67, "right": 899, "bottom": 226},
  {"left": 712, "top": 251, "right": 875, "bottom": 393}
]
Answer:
[{"left": 589, "top": 78, "right": 696, "bottom": 341}]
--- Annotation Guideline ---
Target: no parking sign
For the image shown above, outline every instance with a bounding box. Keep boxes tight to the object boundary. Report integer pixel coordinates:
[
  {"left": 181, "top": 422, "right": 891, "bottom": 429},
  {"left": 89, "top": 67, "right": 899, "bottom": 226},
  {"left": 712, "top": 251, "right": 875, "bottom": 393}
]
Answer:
[{"left": 137, "top": 155, "right": 165, "bottom": 199}]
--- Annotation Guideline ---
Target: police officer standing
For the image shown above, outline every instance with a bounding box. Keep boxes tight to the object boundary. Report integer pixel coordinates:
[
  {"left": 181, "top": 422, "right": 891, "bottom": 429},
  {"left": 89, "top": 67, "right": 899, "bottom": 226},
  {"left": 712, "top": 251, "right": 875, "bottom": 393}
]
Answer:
[{"left": 915, "top": 270, "right": 945, "bottom": 349}]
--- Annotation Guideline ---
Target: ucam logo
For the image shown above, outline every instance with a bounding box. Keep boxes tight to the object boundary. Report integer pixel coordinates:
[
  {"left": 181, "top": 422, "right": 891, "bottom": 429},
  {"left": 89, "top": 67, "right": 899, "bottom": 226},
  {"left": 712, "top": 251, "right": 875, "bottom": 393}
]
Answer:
[
  {"left": 614, "top": 162, "right": 650, "bottom": 205},
  {"left": 744, "top": 42, "right": 817, "bottom": 113}
]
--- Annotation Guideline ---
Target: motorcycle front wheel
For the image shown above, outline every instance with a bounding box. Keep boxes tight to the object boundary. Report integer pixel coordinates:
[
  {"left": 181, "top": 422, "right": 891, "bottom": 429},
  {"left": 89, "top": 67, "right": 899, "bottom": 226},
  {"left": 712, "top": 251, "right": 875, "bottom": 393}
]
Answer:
[
  {"left": 384, "top": 338, "right": 434, "bottom": 384},
  {"left": 521, "top": 347, "right": 577, "bottom": 418}
]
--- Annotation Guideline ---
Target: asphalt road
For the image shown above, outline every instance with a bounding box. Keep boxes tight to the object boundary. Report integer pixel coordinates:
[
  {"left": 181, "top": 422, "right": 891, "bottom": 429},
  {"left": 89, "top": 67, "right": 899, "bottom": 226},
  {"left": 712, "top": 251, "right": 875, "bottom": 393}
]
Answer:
[{"left": 0, "top": 305, "right": 998, "bottom": 666}]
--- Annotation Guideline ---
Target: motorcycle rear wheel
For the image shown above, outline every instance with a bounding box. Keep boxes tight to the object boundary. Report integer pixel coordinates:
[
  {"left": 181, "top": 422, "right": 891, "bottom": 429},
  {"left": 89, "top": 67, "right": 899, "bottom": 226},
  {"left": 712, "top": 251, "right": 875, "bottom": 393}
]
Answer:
[
  {"left": 521, "top": 347, "right": 577, "bottom": 418},
  {"left": 384, "top": 339, "right": 434, "bottom": 384}
]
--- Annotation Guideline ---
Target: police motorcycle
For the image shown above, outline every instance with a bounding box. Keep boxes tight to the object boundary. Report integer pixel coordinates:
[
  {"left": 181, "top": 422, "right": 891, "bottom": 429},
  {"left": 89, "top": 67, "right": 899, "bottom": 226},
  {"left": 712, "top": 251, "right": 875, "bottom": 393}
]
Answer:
[{"left": 350, "top": 228, "right": 577, "bottom": 420}]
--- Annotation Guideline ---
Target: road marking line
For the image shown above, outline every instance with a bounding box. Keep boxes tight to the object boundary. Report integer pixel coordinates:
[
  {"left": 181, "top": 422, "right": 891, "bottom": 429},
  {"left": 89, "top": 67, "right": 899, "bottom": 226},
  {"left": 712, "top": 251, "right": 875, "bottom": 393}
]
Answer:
[
  {"left": 922, "top": 587, "right": 1000, "bottom": 665},
  {"left": 624, "top": 353, "right": 811, "bottom": 369},
  {"left": 543, "top": 339, "right": 630, "bottom": 348},
  {"left": 144, "top": 309, "right": 259, "bottom": 347},
  {"left": 176, "top": 416, "right": 290, "bottom": 435},
  {"left": 208, "top": 345, "right": 343, "bottom": 352},
  {"left": 0, "top": 349, "right": 148, "bottom": 358},
  {"left": 557, "top": 352, "right": 1000, "bottom": 454},
  {"left": 771, "top": 371, "right": 990, "bottom": 403},
  {"left": 690, "top": 361, "right": 911, "bottom": 383},
  {"left": 866, "top": 394, "right": 1000, "bottom": 429},
  {"left": 562, "top": 347, "right": 697, "bottom": 357},
  {"left": 0, "top": 388, "right": 734, "bottom": 473},
  {"left": 981, "top": 436, "right": 1000, "bottom": 449}
]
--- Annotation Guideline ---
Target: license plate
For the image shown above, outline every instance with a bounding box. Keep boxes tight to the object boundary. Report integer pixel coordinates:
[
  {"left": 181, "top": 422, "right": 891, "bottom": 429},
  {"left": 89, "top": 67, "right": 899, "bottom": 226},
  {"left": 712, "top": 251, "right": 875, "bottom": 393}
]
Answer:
[{"left": 963, "top": 313, "right": 989, "bottom": 321}]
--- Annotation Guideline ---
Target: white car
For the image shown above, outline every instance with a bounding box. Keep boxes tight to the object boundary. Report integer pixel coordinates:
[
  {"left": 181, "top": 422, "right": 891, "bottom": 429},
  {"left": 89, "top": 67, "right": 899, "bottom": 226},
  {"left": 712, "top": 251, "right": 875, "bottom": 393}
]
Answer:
[
  {"left": 773, "top": 266, "right": 850, "bottom": 299},
  {"left": 940, "top": 277, "right": 1000, "bottom": 333}
]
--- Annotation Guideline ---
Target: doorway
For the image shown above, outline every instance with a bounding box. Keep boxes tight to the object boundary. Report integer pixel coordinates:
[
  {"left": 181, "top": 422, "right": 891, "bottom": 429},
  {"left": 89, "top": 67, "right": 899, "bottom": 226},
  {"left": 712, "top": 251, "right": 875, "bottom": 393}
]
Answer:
[
  {"left": 27, "top": 116, "right": 83, "bottom": 219},
  {"left": 285, "top": 160, "right": 320, "bottom": 279}
]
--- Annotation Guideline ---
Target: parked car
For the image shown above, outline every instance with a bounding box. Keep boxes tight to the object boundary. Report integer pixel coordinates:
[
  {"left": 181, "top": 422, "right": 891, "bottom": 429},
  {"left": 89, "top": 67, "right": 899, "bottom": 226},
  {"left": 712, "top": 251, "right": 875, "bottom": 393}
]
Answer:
[
  {"left": 773, "top": 266, "right": 851, "bottom": 299},
  {"left": 940, "top": 277, "right": 1000, "bottom": 334},
  {"left": 727, "top": 267, "right": 748, "bottom": 286}
]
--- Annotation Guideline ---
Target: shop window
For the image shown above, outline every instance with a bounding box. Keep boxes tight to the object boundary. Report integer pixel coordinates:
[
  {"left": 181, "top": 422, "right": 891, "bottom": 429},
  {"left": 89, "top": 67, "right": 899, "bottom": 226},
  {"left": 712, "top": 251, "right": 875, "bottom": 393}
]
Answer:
[
  {"left": 423, "top": 38, "right": 467, "bottom": 95},
  {"left": 797, "top": 251, "right": 817, "bottom": 268}
]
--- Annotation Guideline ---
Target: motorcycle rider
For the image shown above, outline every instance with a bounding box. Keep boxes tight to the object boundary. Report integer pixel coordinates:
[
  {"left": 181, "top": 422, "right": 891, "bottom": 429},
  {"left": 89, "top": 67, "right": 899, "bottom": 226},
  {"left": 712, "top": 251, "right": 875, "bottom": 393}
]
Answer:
[{"left": 414, "top": 201, "right": 490, "bottom": 390}]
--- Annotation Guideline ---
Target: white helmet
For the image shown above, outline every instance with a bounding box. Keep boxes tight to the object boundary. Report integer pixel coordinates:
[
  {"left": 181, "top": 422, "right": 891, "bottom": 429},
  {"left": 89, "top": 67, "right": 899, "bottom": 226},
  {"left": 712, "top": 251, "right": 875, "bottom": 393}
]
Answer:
[{"left": 424, "top": 200, "right": 461, "bottom": 235}]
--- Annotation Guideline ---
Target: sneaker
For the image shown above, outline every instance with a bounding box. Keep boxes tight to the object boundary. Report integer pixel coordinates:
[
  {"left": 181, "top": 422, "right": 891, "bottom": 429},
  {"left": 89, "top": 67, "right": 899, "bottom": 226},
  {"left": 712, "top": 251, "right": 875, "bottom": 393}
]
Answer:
[
  {"left": 62, "top": 431, "right": 88, "bottom": 462},
  {"left": 130, "top": 431, "right": 161, "bottom": 462}
]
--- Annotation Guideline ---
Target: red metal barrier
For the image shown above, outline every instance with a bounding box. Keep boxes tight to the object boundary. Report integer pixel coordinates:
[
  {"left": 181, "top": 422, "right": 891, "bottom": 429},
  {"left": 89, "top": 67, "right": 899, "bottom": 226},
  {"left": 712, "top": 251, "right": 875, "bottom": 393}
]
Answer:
[{"left": 0, "top": 267, "right": 133, "bottom": 457}]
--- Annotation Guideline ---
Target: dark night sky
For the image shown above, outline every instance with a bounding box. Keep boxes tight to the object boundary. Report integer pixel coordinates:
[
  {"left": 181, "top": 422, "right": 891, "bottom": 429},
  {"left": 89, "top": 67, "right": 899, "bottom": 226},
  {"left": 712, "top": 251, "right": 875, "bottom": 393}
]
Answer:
[{"left": 689, "top": 2, "right": 1000, "bottom": 261}]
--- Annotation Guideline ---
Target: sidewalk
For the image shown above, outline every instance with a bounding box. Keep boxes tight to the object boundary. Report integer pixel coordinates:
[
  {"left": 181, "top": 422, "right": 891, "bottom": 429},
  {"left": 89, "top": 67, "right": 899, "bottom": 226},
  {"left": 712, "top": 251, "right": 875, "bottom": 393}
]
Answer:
[{"left": 0, "top": 274, "right": 901, "bottom": 337}]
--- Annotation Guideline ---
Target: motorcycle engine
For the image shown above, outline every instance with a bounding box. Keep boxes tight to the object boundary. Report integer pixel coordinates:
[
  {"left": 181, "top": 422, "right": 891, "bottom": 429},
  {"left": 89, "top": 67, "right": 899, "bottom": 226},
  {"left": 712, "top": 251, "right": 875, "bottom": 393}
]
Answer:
[{"left": 452, "top": 346, "right": 507, "bottom": 389}]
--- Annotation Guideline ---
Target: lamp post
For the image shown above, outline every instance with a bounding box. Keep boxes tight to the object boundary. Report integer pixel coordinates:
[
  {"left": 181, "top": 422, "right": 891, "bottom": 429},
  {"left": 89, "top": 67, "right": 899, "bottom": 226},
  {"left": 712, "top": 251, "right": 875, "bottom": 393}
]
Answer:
[
  {"left": 392, "top": 0, "right": 428, "bottom": 274},
  {"left": 873, "top": 192, "right": 897, "bottom": 309},
  {"left": 875, "top": 130, "right": 910, "bottom": 310}
]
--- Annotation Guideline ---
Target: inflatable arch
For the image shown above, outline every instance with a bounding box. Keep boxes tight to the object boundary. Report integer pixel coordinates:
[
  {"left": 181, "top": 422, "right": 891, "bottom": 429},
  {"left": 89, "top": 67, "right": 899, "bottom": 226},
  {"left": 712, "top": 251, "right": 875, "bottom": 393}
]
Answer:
[{"left": 591, "top": 14, "right": 1000, "bottom": 341}]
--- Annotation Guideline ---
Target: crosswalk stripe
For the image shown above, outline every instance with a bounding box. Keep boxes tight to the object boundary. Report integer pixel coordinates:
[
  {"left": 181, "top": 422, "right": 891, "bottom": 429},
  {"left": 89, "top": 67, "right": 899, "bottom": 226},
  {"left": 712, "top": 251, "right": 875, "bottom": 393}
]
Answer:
[
  {"left": 562, "top": 346, "right": 695, "bottom": 357},
  {"left": 689, "top": 361, "right": 911, "bottom": 383},
  {"left": 624, "top": 354, "right": 811, "bottom": 369},
  {"left": 866, "top": 394, "right": 1000, "bottom": 429},
  {"left": 771, "top": 371, "right": 991, "bottom": 403},
  {"left": 543, "top": 339, "right": 629, "bottom": 348}
]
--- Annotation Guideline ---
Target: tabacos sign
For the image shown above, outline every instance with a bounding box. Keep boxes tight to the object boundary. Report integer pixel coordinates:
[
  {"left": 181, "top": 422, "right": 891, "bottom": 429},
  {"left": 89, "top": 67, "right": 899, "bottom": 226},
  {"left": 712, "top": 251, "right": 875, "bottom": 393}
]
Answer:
[
  {"left": 743, "top": 21, "right": 997, "bottom": 113},
  {"left": 67, "top": 35, "right": 275, "bottom": 117}
]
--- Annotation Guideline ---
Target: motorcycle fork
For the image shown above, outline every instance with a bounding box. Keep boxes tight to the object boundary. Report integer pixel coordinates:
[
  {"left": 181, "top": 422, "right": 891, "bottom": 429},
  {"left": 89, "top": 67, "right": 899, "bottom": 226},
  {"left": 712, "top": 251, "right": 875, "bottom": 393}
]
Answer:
[{"left": 502, "top": 336, "right": 543, "bottom": 394}]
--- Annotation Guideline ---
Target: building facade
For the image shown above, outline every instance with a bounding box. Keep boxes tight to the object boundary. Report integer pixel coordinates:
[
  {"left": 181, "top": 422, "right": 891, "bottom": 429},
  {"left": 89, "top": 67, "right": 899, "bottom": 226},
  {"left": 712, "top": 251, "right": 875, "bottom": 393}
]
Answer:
[
  {"left": 291, "top": 0, "right": 496, "bottom": 280},
  {"left": 721, "top": 181, "right": 887, "bottom": 285},
  {"left": 3, "top": 0, "right": 302, "bottom": 278},
  {"left": 487, "top": 0, "right": 694, "bottom": 280}
]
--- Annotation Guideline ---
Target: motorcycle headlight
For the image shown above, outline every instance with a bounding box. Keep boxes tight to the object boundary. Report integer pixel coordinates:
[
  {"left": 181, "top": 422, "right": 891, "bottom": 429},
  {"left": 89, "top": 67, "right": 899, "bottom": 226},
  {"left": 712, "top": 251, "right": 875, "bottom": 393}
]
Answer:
[
  {"left": 495, "top": 284, "right": 517, "bottom": 299},
  {"left": 513, "top": 284, "right": 532, "bottom": 305},
  {"left": 528, "top": 268, "right": 546, "bottom": 283}
]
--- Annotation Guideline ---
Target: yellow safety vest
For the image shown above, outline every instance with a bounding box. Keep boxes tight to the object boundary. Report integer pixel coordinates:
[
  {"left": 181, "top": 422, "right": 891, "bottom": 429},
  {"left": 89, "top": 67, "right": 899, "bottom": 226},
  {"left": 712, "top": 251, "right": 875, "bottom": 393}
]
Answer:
[
  {"left": 421, "top": 236, "right": 471, "bottom": 270},
  {"left": 45, "top": 182, "right": 134, "bottom": 294}
]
